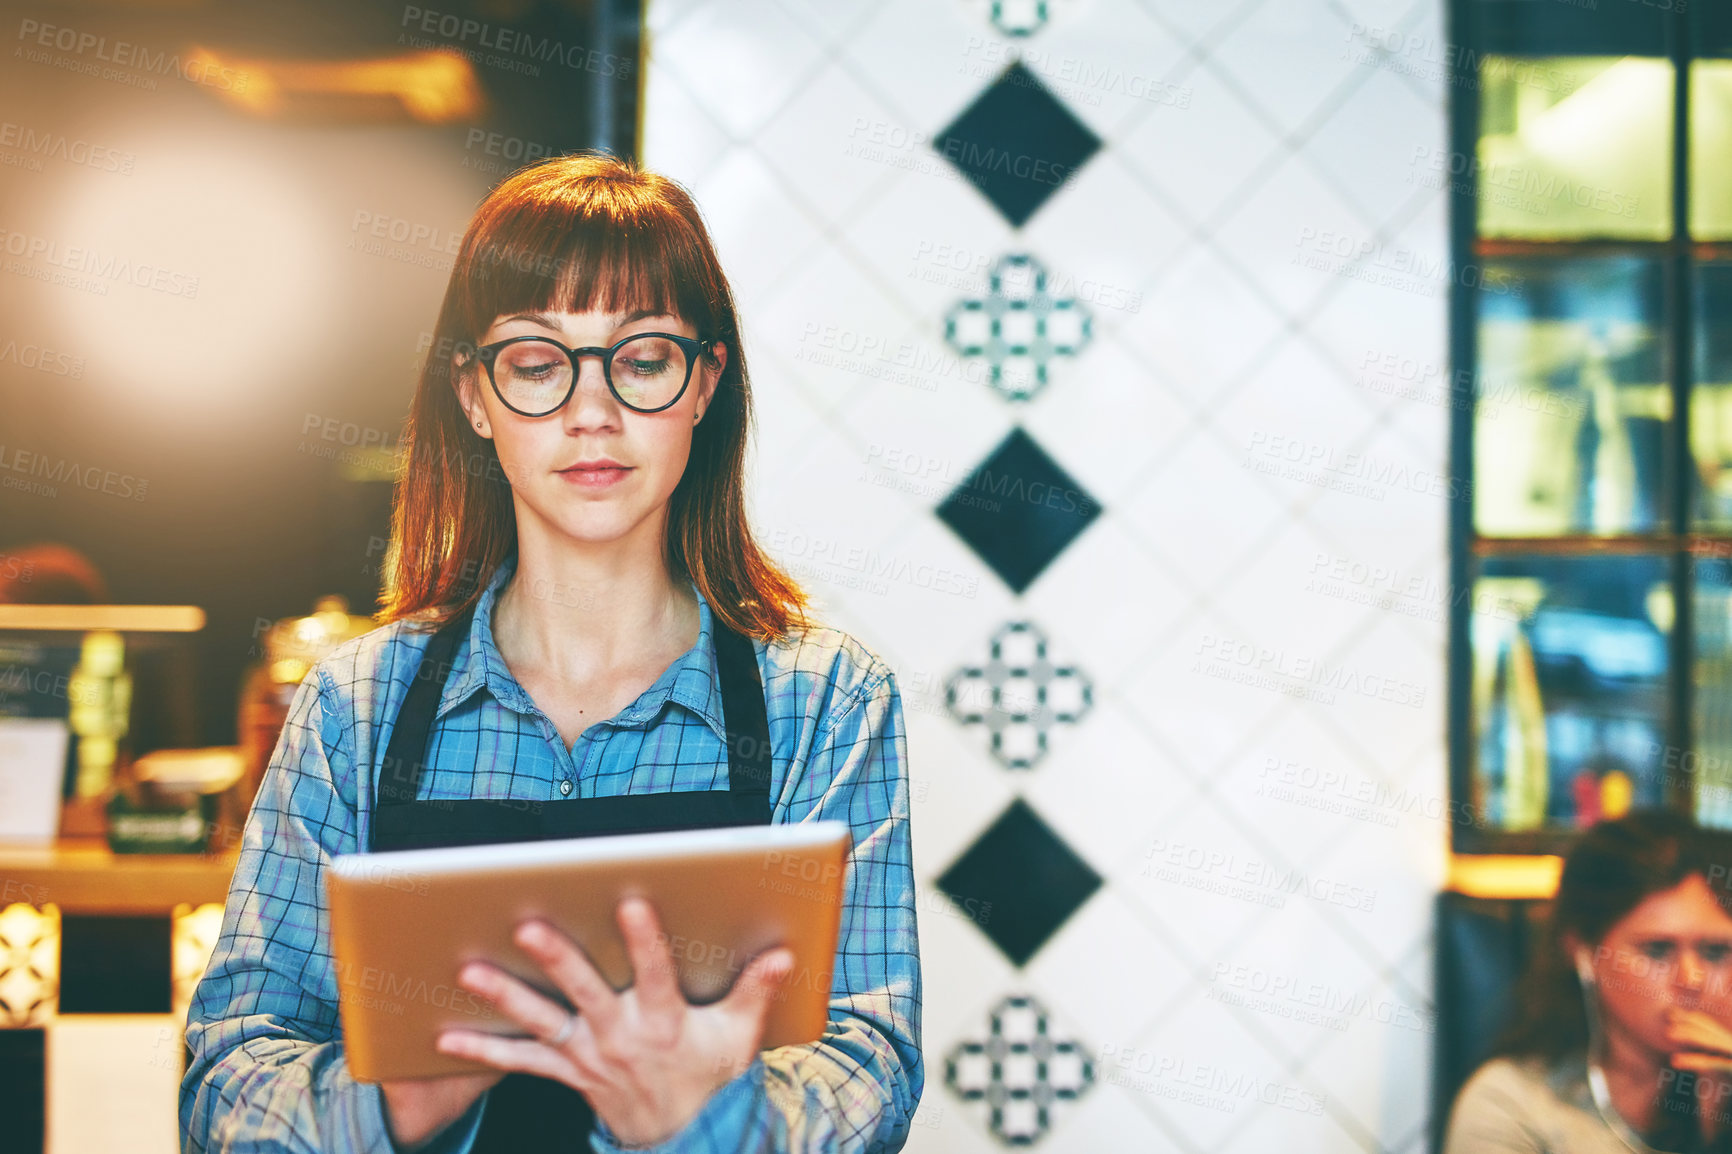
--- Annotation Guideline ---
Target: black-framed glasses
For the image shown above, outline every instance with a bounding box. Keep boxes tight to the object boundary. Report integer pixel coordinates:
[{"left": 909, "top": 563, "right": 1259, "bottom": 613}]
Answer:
[{"left": 472, "top": 331, "right": 714, "bottom": 417}]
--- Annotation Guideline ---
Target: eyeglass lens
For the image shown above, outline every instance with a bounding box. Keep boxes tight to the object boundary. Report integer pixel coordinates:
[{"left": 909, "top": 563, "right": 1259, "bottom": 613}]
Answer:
[{"left": 492, "top": 335, "right": 691, "bottom": 414}]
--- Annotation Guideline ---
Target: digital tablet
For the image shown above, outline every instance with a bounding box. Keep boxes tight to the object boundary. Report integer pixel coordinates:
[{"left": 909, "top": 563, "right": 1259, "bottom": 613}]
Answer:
[{"left": 326, "top": 821, "right": 851, "bottom": 1082}]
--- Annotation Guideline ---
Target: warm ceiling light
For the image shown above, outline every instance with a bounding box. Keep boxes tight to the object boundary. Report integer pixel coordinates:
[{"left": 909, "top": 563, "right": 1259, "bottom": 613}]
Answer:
[{"left": 185, "top": 46, "right": 484, "bottom": 123}]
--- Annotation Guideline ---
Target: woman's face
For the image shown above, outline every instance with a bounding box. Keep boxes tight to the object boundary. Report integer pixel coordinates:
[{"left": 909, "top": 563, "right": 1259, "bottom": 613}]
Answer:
[
  {"left": 1584, "top": 873, "right": 1732, "bottom": 1059},
  {"left": 456, "top": 306, "right": 725, "bottom": 555}
]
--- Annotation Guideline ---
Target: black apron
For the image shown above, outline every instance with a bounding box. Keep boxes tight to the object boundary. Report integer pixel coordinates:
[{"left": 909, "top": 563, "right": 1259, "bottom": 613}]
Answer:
[{"left": 369, "top": 603, "right": 775, "bottom": 1152}]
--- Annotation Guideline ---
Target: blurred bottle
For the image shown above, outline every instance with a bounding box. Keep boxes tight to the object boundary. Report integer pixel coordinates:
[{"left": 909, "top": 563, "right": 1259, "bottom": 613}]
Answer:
[{"left": 227, "top": 596, "right": 373, "bottom": 848}]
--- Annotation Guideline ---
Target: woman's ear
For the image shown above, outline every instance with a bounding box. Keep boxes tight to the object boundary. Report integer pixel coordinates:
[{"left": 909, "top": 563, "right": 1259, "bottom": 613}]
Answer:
[
  {"left": 695, "top": 341, "right": 726, "bottom": 423},
  {"left": 1563, "top": 933, "right": 1595, "bottom": 982},
  {"left": 452, "top": 353, "right": 490, "bottom": 437}
]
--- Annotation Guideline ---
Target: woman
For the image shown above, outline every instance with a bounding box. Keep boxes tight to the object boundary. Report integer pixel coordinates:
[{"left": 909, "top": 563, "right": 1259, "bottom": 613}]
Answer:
[
  {"left": 1445, "top": 810, "right": 1732, "bottom": 1153},
  {"left": 181, "top": 154, "right": 922, "bottom": 1153}
]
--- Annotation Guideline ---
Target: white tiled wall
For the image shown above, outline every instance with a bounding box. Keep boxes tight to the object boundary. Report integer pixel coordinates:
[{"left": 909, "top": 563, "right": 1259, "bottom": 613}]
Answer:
[{"left": 644, "top": 0, "right": 1450, "bottom": 1150}]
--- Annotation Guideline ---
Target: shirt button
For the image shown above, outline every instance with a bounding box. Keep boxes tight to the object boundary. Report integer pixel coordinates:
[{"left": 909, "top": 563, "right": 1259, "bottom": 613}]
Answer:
[{"left": 558, "top": 780, "right": 573, "bottom": 797}]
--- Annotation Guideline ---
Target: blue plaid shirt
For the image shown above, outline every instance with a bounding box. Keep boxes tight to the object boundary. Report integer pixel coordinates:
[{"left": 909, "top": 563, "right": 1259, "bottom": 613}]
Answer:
[{"left": 181, "top": 557, "right": 922, "bottom": 1153}]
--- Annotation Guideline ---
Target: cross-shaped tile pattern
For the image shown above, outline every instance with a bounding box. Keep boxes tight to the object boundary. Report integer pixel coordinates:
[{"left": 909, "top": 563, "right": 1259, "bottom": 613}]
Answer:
[
  {"left": 945, "top": 994, "right": 1096, "bottom": 1146},
  {"left": 944, "top": 254, "right": 1092, "bottom": 402},
  {"left": 946, "top": 621, "right": 1093, "bottom": 768},
  {"left": 988, "top": 0, "right": 1049, "bottom": 38},
  {"left": 645, "top": 0, "right": 1449, "bottom": 1148}
]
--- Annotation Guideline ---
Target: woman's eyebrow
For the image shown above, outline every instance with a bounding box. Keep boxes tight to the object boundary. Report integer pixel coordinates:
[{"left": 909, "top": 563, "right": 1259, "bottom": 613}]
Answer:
[
  {"left": 499, "top": 311, "right": 561, "bottom": 329},
  {"left": 498, "top": 308, "right": 669, "bottom": 329}
]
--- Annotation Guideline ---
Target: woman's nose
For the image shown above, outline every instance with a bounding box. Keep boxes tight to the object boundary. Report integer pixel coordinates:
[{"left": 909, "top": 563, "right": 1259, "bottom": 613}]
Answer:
[
  {"left": 562, "top": 358, "right": 618, "bottom": 426},
  {"left": 1678, "top": 950, "right": 1708, "bottom": 989}
]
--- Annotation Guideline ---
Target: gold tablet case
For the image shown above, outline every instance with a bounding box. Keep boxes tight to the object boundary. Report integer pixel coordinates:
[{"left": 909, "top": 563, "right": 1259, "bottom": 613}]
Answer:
[{"left": 327, "top": 822, "right": 850, "bottom": 1081}]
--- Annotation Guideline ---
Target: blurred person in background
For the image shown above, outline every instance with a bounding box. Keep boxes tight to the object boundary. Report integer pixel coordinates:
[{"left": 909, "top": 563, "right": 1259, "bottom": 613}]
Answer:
[
  {"left": 1447, "top": 809, "right": 1732, "bottom": 1152},
  {"left": 0, "top": 542, "right": 106, "bottom": 603}
]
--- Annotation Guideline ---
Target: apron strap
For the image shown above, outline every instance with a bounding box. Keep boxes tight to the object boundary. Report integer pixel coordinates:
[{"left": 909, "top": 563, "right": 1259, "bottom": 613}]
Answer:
[
  {"left": 712, "top": 624, "right": 774, "bottom": 797},
  {"left": 375, "top": 608, "right": 473, "bottom": 812}
]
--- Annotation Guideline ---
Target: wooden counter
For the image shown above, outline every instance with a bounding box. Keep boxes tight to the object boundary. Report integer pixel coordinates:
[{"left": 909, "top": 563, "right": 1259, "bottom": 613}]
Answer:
[{"left": 0, "top": 837, "right": 237, "bottom": 913}]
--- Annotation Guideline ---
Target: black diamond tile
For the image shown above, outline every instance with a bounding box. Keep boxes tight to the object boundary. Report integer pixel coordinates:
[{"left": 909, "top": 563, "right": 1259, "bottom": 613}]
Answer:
[
  {"left": 934, "top": 61, "right": 1101, "bottom": 227},
  {"left": 936, "top": 428, "right": 1100, "bottom": 594},
  {"left": 938, "top": 798, "right": 1101, "bottom": 966}
]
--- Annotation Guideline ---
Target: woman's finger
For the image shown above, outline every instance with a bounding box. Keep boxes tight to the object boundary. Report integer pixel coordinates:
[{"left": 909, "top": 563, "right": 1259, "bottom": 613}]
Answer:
[
  {"left": 436, "top": 1029, "right": 581, "bottom": 1085},
  {"left": 718, "top": 947, "right": 794, "bottom": 1030},
  {"left": 1671, "top": 1052, "right": 1732, "bottom": 1073},
  {"left": 515, "top": 919, "right": 621, "bottom": 1036},
  {"left": 1666, "top": 1016, "right": 1732, "bottom": 1055},
  {"left": 456, "top": 962, "right": 573, "bottom": 1045},
  {"left": 617, "top": 897, "right": 683, "bottom": 1019}
]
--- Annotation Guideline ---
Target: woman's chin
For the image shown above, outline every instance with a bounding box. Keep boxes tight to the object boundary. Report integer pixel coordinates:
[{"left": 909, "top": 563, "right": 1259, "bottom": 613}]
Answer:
[{"left": 531, "top": 507, "right": 644, "bottom": 547}]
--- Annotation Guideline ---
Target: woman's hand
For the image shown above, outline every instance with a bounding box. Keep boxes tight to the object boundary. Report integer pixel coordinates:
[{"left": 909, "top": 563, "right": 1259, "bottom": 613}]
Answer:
[
  {"left": 435, "top": 897, "right": 794, "bottom": 1148},
  {"left": 379, "top": 1070, "right": 503, "bottom": 1150},
  {"left": 1667, "top": 1007, "right": 1732, "bottom": 1073}
]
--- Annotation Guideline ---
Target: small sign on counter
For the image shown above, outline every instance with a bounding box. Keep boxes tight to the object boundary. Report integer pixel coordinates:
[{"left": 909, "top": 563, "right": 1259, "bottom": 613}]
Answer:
[{"left": 0, "top": 717, "right": 70, "bottom": 842}]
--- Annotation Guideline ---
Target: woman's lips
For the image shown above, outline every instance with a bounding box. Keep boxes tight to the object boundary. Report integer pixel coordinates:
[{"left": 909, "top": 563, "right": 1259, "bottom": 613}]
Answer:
[{"left": 557, "top": 465, "right": 631, "bottom": 488}]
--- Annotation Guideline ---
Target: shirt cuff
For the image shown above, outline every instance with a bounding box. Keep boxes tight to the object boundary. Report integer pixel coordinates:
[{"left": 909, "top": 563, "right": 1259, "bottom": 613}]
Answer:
[{"left": 590, "top": 1059, "right": 766, "bottom": 1154}]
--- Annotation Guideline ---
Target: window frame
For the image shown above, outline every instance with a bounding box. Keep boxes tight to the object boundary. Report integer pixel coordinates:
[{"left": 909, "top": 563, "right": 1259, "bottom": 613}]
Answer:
[{"left": 1447, "top": 4, "right": 1702, "bottom": 854}]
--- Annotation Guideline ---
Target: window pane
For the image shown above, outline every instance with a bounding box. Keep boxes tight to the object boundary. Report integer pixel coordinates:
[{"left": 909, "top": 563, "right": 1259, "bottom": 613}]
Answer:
[
  {"left": 1693, "top": 264, "right": 1732, "bottom": 526},
  {"left": 1692, "top": 62, "right": 1732, "bottom": 240},
  {"left": 1471, "top": 555, "right": 1670, "bottom": 832},
  {"left": 1474, "top": 257, "right": 1669, "bottom": 536},
  {"left": 1477, "top": 56, "right": 1672, "bottom": 240},
  {"left": 1695, "top": 559, "right": 1732, "bottom": 828}
]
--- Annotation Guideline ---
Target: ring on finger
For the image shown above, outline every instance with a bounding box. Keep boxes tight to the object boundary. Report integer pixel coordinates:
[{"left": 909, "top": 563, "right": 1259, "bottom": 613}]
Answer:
[{"left": 548, "top": 1011, "right": 576, "bottom": 1048}]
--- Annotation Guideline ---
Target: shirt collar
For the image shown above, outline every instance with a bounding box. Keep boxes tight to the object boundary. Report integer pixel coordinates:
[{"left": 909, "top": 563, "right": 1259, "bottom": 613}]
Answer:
[{"left": 436, "top": 555, "right": 730, "bottom": 743}]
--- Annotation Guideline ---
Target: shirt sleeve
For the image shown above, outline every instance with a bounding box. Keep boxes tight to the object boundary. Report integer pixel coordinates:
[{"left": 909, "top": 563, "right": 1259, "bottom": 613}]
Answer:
[
  {"left": 1441, "top": 1060, "right": 1556, "bottom": 1154},
  {"left": 591, "top": 664, "right": 924, "bottom": 1154},
  {"left": 178, "top": 668, "right": 486, "bottom": 1154}
]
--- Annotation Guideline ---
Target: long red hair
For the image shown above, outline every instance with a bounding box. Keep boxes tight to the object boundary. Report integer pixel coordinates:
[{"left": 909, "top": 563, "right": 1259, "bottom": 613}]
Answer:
[{"left": 378, "top": 153, "right": 808, "bottom": 640}]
